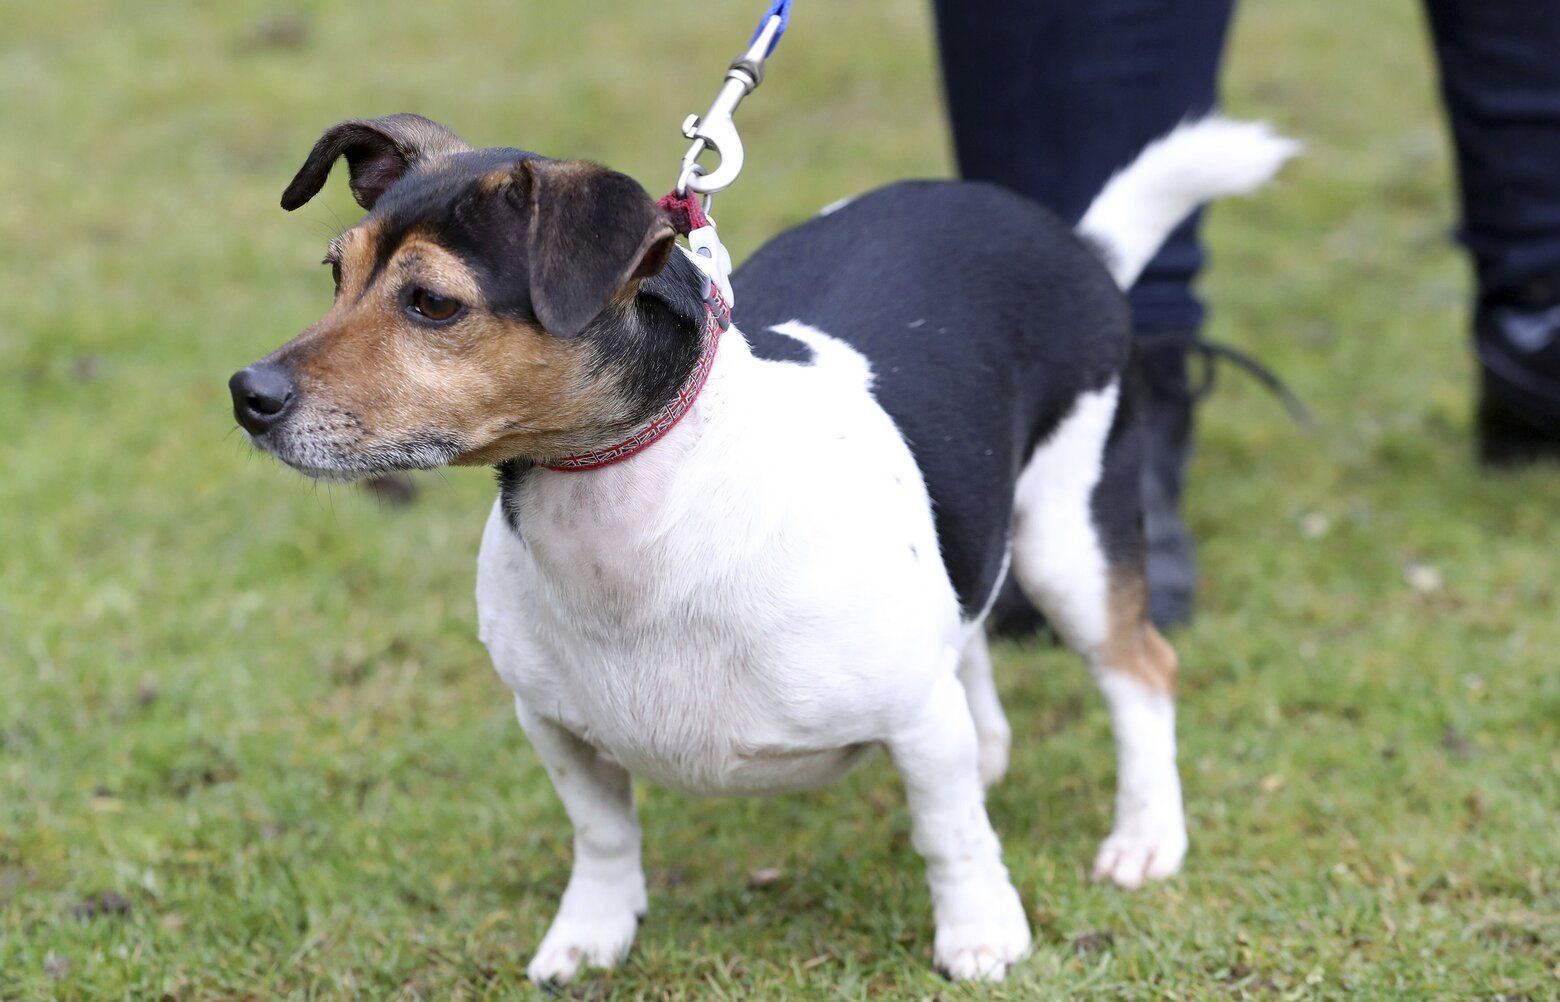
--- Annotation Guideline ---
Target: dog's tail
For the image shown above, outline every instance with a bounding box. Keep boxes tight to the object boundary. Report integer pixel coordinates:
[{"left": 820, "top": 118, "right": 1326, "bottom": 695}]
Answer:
[{"left": 1078, "top": 117, "right": 1298, "bottom": 290}]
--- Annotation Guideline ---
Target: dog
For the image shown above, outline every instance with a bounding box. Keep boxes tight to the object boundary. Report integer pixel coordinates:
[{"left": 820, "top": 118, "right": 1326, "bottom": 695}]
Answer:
[{"left": 230, "top": 113, "right": 1293, "bottom": 983}]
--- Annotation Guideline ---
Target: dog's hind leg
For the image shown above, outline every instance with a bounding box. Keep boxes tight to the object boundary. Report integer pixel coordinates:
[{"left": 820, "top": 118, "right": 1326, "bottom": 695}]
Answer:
[
  {"left": 515, "top": 699, "right": 647, "bottom": 986},
  {"left": 958, "top": 632, "right": 1012, "bottom": 787},
  {"left": 1009, "top": 379, "right": 1187, "bottom": 889}
]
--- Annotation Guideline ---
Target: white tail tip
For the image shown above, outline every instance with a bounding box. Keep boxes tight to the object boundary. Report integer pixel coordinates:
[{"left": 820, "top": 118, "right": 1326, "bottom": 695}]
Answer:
[{"left": 1078, "top": 116, "right": 1299, "bottom": 289}]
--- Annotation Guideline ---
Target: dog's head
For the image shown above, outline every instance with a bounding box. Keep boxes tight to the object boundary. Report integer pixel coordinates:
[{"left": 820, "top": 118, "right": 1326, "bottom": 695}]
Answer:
[{"left": 230, "top": 114, "right": 700, "bottom": 479}]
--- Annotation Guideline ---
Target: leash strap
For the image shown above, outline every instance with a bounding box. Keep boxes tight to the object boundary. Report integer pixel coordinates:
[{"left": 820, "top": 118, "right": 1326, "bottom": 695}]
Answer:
[
  {"left": 658, "top": 189, "right": 735, "bottom": 307},
  {"left": 657, "top": 189, "right": 709, "bottom": 234},
  {"left": 749, "top": 0, "right": 791, "bottom": 56},
  {"left": 1192, "top": 340, "right": 1313, "bottom": 427}
]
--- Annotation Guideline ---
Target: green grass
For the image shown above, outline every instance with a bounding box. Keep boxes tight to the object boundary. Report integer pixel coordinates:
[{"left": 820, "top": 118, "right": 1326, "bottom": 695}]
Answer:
[{"left": 2, "top": 0, "right": 1557, "bottom": 997}]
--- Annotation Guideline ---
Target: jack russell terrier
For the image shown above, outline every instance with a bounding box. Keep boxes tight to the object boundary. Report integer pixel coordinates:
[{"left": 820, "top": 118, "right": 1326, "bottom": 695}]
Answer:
[{"left": 230, "top": 113, "right": 1293, "bottom": 983}]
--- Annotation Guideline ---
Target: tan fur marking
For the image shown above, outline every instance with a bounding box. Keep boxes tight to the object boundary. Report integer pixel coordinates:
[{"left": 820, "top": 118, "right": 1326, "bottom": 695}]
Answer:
[
  {"left": 1103, "top": 571, "right": 1179, "bottom": 693},
  {"left": 270, "top": 223, "right": 632, "bottom": 466},
  {"left": 330, "top": 219, "right": 379, "bottom": 300}
]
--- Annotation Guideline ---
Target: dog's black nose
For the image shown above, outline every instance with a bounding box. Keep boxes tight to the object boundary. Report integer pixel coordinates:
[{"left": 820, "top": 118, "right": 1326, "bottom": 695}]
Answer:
[{"left": 229, "top": 363, "right": 296, "bottom": 434}]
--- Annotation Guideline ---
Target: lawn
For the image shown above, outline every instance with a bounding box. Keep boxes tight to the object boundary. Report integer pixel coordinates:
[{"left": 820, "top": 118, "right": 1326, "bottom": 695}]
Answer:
[{"left": 1, "top": 0, "right": 1556, "bottom": 998}]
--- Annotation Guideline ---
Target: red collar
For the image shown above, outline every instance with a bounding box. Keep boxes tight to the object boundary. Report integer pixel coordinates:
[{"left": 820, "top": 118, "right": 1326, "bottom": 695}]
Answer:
[{"left": 537, "top": 282, "right": 731, "bottom": 472}]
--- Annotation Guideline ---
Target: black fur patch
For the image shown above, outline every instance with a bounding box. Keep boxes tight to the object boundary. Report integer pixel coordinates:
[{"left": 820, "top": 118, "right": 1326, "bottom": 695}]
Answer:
[
  {"left": 495, "top": 458, "right": 534, "bottom": 533},
  {"left": 369, "top": 149, "right": 542, "bottom": 309},
  {"left": 517, "top": 161, "right": 675, "bottom": 338},
  {"left": 742, "top": 325, "right": 817, "bottom": 365},
  {"left": 585, "top": 252, "right": 706, "bottom": 427},
  {"left": 732, "top": 180, "right": 1131, "bottom": 617}
]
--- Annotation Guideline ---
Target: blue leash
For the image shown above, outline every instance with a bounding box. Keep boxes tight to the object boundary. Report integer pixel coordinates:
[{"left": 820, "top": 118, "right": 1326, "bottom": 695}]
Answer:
[{"left": 749, "top": 0, "right": 791, "bottom": 56}]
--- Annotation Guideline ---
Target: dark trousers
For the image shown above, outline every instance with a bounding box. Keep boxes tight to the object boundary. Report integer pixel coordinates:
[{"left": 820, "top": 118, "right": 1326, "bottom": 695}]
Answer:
[{"left": 934, "top": 0, "right": 1560, "bottom": 332}]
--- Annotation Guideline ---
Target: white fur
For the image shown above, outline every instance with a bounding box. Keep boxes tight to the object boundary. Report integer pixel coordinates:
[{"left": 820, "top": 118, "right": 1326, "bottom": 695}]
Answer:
[
  {"left": 1010, "top": 383, "right": 1119, "bottom": 654},
  {"left": 1078, "top": 117, "right": 1298, "bottom": 288},
  {"left": 478, "top": 324, "right": 1029, "bottom": 982},
  {"left": 958, "top": 633, "right": 1011, "bottom": 788},
  {"left": 1090, "top": 674, "right": 1186, "bottom": 888},
  {"left": 818, "top": 194, "right": 857, "bottom": 216}
]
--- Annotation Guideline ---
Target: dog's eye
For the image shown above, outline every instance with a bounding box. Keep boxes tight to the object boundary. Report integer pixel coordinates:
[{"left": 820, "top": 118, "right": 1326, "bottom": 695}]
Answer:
[{"left": 409, "top": 287, "right": 463, "bottom": 322}]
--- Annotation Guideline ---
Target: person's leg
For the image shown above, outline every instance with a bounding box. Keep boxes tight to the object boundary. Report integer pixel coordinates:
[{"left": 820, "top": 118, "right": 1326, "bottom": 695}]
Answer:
[
  {"left": 933, "top": 0, "right": 1236, "bottom": 627},
  {"left": 1423, "top": 0, "right": 1560, "bottom": 463}
]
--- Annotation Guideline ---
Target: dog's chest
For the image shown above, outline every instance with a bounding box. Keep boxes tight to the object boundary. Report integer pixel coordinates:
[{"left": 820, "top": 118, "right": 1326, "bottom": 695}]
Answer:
[
  {"left": 491, "top": 481, "right": 900, "bottom": 793},
  {"left": 477, "top": 335, "right": 965, "bottom": 794}
]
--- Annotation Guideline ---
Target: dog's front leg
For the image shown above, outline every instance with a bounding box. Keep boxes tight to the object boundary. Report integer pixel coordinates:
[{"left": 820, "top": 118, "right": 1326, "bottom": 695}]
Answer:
[
  {"left": 515, "top": 699, "right": 646, "bottom": 986},
  {"left": 888, "top": 670, "right": 1031, "bottom": 981}
]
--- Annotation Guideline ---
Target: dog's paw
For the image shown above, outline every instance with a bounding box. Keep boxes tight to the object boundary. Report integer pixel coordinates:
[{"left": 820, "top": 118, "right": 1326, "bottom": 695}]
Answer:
[
  {"left": 1091, "top": 814, "right": 1187, "bottom": 889},
  {"left": 526, "top": 909, "right": 639, "bottom": 986},
  {"left": 933, "top": 885, "right": 1031, "bottom": 981}
]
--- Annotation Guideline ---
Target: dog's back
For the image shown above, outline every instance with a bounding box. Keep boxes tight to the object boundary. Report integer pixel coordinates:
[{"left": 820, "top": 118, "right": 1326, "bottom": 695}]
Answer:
[{"left": 733, "top": 181, "right": 1130, "bottom": 619}]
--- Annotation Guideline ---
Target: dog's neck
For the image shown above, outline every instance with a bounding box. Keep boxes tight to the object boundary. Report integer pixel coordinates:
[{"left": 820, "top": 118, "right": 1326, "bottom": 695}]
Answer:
[
  {"left": 495, "top": 252, "right": 741, "bottom": 526},
  {"left": 588, "top": 250, "right": 713, "bottom": 430}
]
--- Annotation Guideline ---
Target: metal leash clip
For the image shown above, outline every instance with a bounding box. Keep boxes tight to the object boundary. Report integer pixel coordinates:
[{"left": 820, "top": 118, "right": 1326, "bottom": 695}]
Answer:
[{"left": 674, "top": 13, "right": 785, "bottom": 202}]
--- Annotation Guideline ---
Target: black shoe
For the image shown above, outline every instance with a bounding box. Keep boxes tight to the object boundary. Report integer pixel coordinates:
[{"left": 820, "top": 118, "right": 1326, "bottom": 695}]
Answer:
[{"left": 1475, "top": 278, "right": 1560, "bottom": 467}]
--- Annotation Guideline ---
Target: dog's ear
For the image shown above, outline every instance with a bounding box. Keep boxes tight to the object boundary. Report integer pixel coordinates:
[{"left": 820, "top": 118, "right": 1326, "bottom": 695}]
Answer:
[
  {"left": 281, "top": 114, "right": 470, "bottom": 211},
  {"left": 516, "top": 160, "right": 676, "bottom": 338}
]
